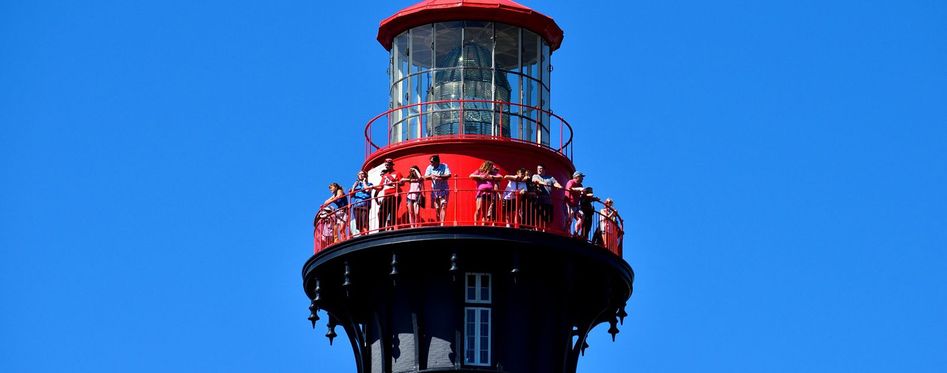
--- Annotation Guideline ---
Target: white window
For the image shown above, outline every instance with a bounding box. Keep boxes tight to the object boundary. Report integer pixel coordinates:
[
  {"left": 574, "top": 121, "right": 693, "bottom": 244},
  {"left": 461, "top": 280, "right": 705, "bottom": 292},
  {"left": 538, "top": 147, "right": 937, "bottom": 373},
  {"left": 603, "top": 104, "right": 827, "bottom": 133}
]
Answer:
[
  {"left": 464, "top": 273, "right": 492, "bottom": 366},
  {"left": 464, "top": 307, "right": 491, "bottom": 366},
  {"left": 465, "top": 273, "right": 491, "bottom": 303}
]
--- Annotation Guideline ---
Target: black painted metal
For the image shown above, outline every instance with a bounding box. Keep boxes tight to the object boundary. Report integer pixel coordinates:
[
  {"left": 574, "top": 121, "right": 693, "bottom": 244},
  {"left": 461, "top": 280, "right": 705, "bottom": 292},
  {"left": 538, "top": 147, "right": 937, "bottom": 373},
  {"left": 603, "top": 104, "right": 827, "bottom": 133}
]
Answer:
[{"left": 302, "top": 227, "right": 633, "bottom": 373}]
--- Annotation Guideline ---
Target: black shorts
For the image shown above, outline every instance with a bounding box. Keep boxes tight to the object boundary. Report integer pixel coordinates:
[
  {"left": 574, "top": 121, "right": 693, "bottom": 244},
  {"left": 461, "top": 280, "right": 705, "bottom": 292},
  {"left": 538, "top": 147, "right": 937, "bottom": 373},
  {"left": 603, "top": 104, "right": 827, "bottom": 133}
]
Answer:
[{"left": 539, "top": 203, "right": 553, "bottom": 222}]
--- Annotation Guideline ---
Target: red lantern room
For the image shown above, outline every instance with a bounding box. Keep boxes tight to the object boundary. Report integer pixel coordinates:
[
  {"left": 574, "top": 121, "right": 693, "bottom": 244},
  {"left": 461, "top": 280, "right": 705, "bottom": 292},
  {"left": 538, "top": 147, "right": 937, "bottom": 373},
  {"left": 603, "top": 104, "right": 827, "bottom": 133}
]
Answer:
[{"left": 303, "top": 1, "right": 634, "bottom": 372}]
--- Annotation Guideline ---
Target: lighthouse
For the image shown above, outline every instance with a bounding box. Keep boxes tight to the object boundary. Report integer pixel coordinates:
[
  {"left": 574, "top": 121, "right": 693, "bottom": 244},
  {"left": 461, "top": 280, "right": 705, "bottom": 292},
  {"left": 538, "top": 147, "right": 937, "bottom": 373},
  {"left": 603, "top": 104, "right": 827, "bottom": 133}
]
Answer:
[{"left": 302, "top": 1, "right": 634, "bottom": 372}]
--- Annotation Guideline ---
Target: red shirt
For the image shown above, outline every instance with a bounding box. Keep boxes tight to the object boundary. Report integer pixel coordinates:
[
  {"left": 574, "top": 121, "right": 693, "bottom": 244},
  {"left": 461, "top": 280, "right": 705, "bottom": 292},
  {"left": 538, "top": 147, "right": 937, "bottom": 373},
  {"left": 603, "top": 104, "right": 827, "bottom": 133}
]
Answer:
[
  {"left": 379, "top": 171, "right": 403, "bottom": 197},
  {"left": 565, "top": 178, "right": 583, "bottom": 205}
]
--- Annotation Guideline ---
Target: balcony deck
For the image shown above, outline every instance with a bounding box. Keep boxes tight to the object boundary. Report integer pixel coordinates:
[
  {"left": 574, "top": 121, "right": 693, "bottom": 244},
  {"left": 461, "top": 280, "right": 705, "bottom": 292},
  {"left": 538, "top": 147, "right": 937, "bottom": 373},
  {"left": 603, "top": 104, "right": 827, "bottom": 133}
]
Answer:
[{"left": 314, "top": 178, "right": 623, "bottom": 257}]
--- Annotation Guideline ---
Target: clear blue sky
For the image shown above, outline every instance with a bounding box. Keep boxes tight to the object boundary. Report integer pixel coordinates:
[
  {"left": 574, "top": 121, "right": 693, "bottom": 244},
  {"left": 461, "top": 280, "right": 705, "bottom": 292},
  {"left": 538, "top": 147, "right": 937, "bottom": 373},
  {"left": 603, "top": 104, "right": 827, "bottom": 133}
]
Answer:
[{"left": 2, "top": 0, "right": 945, "bottom": 372}]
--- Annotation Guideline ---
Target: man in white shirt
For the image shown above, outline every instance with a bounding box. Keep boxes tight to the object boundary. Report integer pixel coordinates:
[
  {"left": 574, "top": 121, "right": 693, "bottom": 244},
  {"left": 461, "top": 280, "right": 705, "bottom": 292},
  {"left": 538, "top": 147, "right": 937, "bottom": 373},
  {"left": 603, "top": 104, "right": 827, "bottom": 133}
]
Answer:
[
  {"left": 424, "top": 154, "right": 452, "bottom": 224},
  {"left": 531, "top": 164, "right": 561, "bottom": 230}
]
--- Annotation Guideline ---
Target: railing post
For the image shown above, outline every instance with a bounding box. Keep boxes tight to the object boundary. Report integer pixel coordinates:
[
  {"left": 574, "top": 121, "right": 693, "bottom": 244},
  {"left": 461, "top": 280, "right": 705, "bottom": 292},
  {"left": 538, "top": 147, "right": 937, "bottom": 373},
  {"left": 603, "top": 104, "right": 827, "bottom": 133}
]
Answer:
[
  {"left": 459, "top": 101, "right": 464, "bottom": 136},
  {"left": 499, "top": 102, "right": 504, "bottom": 139}
]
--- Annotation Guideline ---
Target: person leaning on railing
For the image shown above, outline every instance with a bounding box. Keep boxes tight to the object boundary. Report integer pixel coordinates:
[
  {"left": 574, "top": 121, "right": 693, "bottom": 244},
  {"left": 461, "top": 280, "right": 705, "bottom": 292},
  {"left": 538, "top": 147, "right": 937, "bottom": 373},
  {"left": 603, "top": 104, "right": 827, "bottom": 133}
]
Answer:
[
  {"left": 424, "top": 154, "right": 451, "bottom": 225},
  {"left": 402, "top": 165, "right": 424, "bottom": 228},
  {"left": 349, "top": 170, "right": 373, "bottom": 235},
  {"left": 598, "top": 198, "right": 620, "bottom": 251},
  {"left": 501, "top": 168, "right": 530, "bottom": 227},
  {"left": 470, "top": 160, "right": 502, "bottom": 225},
  {"left": 564, "top": 171, "right": 587, "bottom": 236},
  {"left": 577, "top": 186, "right": 600, "bottom": 238},
  {"left": 323, "top": 182, "right": 348, "bottom": 242},
  {"left": 531, "top": 164, "right": 562, "bottom": 231},
  {"left": 377, "top": 158, "right": 403, "bottom": 231}
]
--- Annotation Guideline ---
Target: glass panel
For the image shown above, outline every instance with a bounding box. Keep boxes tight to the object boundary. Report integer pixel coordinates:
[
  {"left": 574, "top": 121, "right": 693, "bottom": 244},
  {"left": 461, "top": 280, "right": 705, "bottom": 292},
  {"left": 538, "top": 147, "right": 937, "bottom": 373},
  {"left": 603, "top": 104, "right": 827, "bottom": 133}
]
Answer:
[
  {"left": 480, "top": 309, "right": 490, "bottom": 364},
  {"left": 467, "top": 274, "right": 476, "bottom": 300},
  {"left": 541, "top": 42, "right": 551, "bottom": 142},
  {"left": 412, "top": 25, "right": 434, "bottom": 71},
  {"left": 494, "top": 23, "right": 519, "bottom": 71},
  {"left": 431, "top": 22, "right": 463, "bottom": 136},
  {"left": 521, "top": 31, "right": 539, "bottom": 143},
  {"left": 541, "top": 42, "right": 551, "bottom": 94},
  {"left": 411, "top": 25, "right": 434, "bottom": 140},
  {"left": 391, "top": 32, "right": 409, "bottom": 143},
  {"left": 480, "top": 275, "right": 490, "bottom": 301},
  {"left": 494, "top": 24, "right": 519, "bottom": 139},
  {"left": 497, "top": 80, "right": 518, "bottom": 140},
  {"left": 461, "top": 21, "right": 495, "bottom": 136}
]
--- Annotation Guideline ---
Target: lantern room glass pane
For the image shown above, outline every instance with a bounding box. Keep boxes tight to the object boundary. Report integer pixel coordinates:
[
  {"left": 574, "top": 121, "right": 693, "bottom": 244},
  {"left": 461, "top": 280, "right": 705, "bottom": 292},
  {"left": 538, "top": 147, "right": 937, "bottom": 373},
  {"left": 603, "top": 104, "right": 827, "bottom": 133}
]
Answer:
[
  {"left": 521, "top": 31, "right": 540, "bottom": 143},
  {"left": 410, "top": 25, "right": 434, "bottom": 139},
  {"left": 391, "top": 33, "right": 410, "bottom": 143},
  {"left": 540, "top": 43, "right": 551, "bottom": 145},
  {"left": 431, "top": 22, "right": 463, "bottom": 135},
  {"left": 462, "top": 21, "right": 493, "bottom": 136},
  {"left": 494, "top": 23, "right": 519, "bottom": 71}
]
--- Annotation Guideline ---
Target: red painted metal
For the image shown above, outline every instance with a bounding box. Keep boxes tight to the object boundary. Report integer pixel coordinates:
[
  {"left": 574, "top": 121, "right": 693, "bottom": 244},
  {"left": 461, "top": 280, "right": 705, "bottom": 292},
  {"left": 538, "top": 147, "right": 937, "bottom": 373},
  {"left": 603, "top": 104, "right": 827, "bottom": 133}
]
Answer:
[
  {"left": 314, "top": 177, "right": 624, "bottom": 256},
  {"left": 363, "top": 99, "right": 573, "bottom": 160},
  {"left": 377, "top": 0, "right": 564, "bottom": 51}
]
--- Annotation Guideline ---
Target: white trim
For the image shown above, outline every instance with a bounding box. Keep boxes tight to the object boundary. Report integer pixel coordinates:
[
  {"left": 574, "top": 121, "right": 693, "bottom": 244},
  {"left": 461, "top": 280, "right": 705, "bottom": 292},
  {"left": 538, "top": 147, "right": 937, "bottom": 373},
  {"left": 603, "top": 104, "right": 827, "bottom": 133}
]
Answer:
[
  {"left": 465, "top": 273, "right": 492, "bottom": 304},
  {"left": 464, "top": 307, "right": 491, "bottom": 366}
]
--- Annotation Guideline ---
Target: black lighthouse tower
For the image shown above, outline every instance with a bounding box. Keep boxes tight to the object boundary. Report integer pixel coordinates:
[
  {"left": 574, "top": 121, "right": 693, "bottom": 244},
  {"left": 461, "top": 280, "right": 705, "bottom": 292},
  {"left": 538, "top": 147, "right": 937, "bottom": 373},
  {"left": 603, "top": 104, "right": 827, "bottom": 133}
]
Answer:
[{"left": 302, "top": 1, "right": 634, "bottom": 372}]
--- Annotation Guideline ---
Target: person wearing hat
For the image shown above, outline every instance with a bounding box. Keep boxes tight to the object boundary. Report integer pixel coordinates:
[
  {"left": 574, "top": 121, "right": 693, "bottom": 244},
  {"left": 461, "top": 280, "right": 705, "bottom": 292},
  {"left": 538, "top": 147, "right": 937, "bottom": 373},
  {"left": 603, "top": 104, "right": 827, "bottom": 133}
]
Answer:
[
  {"left": 565, "top": 171, "right": 586, "bottom": 236},
  {"left": 377, "top": 158, "right": 403, "bottom": 230}
]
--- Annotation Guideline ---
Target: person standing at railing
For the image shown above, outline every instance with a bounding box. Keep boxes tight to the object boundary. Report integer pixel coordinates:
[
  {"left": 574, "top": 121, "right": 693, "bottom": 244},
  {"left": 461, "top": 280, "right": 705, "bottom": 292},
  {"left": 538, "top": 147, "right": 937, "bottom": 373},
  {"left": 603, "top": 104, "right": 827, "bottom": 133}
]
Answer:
[
  {"left": 325, "top": 182, "right": 349, "bottom": 242},
  {"left": 531, "top": 164, "right": 562, "bottom": 231},
  {"left": 349, "top": 170, "right": 373, "bottom": 235},
  {"left": 470, "top": 160, "right": 502, "bottom": 225},
  {"left": 523, "top": 169, "right": 540, "bottom": 228},
  {"left": 501, "top": 168, "right": 529, "bottom": 227},
  {"left": 424, "top": 154, "right": 452, "bottom": 224},
  {"left": 402, "top": 166, "right": 425, "bottom": 228},
  {"left": 564, "top": 171, "right": 587, "bottom": 237},
  {"left": 599, "top": 198, "right": 619, "bottom": 252},
  {"left": 377, "top": 158, "right": 403, "bottom": 231},
  {"left": 578, "top": 187, "right": 600, "bottom": 238}
]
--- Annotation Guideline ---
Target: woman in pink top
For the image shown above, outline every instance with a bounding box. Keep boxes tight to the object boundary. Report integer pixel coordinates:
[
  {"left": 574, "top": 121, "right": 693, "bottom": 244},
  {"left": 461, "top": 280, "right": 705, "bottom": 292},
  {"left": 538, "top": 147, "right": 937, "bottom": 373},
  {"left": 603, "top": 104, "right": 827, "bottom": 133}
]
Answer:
[
  {"left": 402, "top": 166, "right": 424, "bottom": 228},
  {"left": 469, "top": 160, "right": 501, "bottom": 225}
]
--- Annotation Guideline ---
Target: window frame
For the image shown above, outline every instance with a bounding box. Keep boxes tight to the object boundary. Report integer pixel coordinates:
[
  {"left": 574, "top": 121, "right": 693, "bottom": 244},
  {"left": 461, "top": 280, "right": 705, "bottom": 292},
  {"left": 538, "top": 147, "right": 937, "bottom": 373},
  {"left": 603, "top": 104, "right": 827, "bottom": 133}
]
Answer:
[
  {"left": 464, "top": 306, "right": 492, "bottom": 367},
  {"left": 465, "top": 273, "right": 492, "bottom": 304}
]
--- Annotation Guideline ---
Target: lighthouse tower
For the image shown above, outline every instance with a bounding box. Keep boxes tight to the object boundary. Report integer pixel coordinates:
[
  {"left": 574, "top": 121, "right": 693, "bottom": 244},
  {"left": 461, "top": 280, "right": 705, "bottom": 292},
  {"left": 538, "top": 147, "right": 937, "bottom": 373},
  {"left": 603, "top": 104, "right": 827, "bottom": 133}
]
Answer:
[{"left": 302, "top": 1, "right": 634, "bottom": 372}]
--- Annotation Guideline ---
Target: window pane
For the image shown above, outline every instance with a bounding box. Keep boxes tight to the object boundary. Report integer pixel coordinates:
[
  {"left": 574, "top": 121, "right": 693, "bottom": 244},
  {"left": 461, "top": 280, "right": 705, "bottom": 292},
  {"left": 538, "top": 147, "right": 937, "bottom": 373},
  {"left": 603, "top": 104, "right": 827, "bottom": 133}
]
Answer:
[
  {"left": 494, "top": 23, "right": 519, "bottom": 71},
  {"left": 462, "top": 21, "right": 495, "bottom": 136},
  {"left": 390, "top": 32, "right": 410, "bottom": 143},
  {"left": 480, "top": 275, "right": 490, "bottom": 301},
  {"left": 411, "top": 25, "right": 434, "bottom": 72}
]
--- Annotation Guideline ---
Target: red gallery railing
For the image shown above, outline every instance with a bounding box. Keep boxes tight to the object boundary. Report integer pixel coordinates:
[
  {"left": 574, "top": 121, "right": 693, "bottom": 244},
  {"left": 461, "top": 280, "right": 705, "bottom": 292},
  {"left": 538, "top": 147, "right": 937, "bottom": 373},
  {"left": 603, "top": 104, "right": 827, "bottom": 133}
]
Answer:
[
  {"left": 313, "top": 178, "right": 623, "bottom": 257},
  {"left": 364, "top": 100, "right": 573, "bottom": 160}
]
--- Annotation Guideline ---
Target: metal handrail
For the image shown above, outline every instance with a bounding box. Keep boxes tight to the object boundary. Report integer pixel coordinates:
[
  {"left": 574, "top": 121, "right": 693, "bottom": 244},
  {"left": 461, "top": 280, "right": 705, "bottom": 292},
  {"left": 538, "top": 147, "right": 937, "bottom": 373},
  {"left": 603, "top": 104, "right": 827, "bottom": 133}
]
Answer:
[
  {"left": 313, "top": 177, "right": 623, "bottom": 257},
  {"left": 363, "top": 99, "right": 573, "bottom": 160}
]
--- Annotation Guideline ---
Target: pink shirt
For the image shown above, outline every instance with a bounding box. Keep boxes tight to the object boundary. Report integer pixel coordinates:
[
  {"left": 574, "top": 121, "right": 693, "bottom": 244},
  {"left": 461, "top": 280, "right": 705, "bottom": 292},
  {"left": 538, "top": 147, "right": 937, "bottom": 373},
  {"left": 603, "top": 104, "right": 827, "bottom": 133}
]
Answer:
[
  {"left": 565, "top": 179, "right": 583, "bottom": 205},
  {"left": 473, "top": 171, "right": 497, "bottom": 192}
]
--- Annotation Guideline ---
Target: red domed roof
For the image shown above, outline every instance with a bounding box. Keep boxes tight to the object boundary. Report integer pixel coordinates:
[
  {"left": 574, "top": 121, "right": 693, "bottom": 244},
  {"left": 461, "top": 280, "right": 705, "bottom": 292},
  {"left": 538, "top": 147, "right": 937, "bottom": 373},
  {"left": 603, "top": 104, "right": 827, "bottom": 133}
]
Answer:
[{"left": 377, "top": 0, "right": 564, "bottom": 51}]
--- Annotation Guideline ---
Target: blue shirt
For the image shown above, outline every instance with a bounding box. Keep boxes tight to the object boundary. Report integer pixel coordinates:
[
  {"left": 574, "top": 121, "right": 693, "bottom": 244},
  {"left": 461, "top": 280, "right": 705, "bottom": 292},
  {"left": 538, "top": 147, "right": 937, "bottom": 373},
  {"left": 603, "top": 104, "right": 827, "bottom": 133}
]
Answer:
[{"left": 350, "top": 179, "right": 373, "bottom": 203}]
